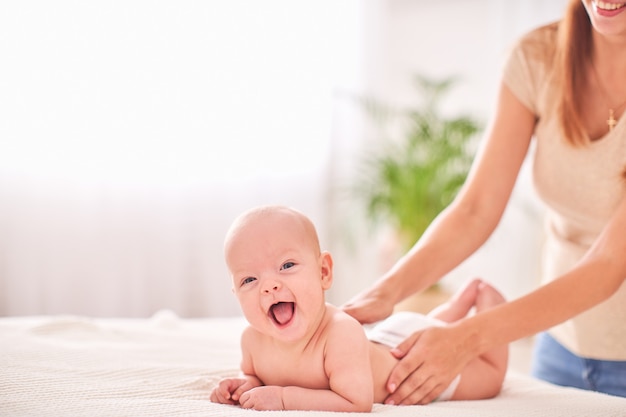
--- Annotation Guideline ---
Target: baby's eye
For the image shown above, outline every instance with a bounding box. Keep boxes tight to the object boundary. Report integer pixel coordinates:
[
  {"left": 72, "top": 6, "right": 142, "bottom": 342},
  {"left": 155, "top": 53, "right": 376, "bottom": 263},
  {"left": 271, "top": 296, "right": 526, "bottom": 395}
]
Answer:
[
  {"left": 280, "top": 261, "right": 295, "bottom": 270},
  {"left": 241, "top": 276, "right": 256, "bottom": 286}
]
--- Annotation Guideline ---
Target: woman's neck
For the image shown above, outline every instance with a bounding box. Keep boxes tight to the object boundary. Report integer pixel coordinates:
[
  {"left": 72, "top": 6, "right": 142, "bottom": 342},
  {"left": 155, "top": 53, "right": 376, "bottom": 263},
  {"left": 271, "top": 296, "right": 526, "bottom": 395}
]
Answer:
[{"left": 592, "top": 30, "right": 626, "bottom": 76}]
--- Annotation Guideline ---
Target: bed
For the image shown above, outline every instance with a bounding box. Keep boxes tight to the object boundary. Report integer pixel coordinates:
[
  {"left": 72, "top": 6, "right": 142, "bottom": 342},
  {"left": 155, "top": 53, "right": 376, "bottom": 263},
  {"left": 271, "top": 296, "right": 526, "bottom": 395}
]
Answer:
[{"left": 2, "top": 310, "right": 625, "bottom": 417}]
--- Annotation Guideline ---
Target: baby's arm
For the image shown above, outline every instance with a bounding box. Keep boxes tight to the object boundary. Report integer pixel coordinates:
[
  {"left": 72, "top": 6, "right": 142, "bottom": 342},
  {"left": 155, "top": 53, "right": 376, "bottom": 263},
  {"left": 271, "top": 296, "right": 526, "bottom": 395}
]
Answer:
[
  {"left": 210, "top": 328, "right": 263, "bottom": 405},
  {"left": 291, "top": 315, "right": 373, "bottom": 411},
  {"left": 239, "top": 314, "right": 374, "bottom": 412},
  {"left": 316, "top": 314, "right": 374, "bottom": 411}
]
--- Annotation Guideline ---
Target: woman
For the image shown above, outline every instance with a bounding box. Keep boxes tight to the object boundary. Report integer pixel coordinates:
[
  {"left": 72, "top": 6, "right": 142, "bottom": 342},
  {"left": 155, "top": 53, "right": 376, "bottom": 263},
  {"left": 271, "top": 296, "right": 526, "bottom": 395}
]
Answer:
[{"left": 343, "top": 0, "right": 626, "bottom": 405}]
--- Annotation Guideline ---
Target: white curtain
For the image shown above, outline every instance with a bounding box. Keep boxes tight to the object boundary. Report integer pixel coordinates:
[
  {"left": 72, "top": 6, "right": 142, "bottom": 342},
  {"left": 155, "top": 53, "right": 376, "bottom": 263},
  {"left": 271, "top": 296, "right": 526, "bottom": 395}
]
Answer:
[
  {"left": 0, "top": 0, "right": 567, "bottom": 318},
  {"left": 0, "top": 0, "right": 360, "bottom": 317}
]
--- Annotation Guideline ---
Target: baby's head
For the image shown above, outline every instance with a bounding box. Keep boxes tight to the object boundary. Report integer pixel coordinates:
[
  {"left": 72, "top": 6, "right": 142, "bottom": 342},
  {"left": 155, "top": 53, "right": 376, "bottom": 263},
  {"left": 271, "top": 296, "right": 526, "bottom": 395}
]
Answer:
[
  {"left": 224, "top": 205, "right": 321, "bottom": 262},
  {"left": 224, "top": 205, "right": 333, "bottom": 340}
]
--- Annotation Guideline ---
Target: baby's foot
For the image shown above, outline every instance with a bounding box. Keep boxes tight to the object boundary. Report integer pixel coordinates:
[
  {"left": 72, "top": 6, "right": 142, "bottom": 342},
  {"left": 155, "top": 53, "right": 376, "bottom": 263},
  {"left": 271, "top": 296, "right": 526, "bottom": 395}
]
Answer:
[
  {"left": 475, "top": 282, "right": 506, "bottom": 312},
  {"left": 451, "top": 278, "right": 483, "bottom": 312},
  {"left": 428, "top": 278, "right": 482, "bottom": 322}
]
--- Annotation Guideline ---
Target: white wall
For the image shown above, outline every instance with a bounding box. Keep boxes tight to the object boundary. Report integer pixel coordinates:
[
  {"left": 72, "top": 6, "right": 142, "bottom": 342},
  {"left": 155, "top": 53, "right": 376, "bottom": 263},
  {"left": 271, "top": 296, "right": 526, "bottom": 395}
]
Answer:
[
  {"left": 0, "top": 1, "right": 345, "bottom": 317},
  {"left": 0, "top": 0, "right": 568, "bottom": 317},
  {"left": 326, "top": 0, "right": 568, "bottom": 304}
]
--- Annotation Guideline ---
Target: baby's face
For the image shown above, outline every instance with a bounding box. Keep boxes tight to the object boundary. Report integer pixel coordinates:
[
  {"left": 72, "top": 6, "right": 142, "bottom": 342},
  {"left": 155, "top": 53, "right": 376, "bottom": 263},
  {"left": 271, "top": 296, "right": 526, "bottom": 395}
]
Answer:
[{"left": 225, "top": 209, "right": 332, "bottom": 342}]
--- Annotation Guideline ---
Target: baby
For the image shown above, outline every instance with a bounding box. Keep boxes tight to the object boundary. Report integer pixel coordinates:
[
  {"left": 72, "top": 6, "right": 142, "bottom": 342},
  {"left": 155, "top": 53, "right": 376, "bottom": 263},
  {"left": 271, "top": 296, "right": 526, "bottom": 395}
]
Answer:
[{"left": 210, "top": 205, "right": 508, "bottom": 411}]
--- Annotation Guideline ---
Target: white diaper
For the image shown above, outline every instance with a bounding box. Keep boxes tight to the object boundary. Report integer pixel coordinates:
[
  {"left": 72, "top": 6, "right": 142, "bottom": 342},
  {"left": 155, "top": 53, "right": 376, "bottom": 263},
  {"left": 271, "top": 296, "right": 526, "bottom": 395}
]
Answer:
[{"left": 366, "top": 311, "right": 461, "bottom": 401}]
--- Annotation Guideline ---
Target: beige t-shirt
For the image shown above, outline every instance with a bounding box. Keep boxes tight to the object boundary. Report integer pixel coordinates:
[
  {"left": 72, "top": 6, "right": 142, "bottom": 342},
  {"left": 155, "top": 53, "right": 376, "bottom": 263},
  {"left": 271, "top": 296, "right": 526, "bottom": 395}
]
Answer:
[{"left": 503, "top": 22, "right": 626, "bottom": 360}]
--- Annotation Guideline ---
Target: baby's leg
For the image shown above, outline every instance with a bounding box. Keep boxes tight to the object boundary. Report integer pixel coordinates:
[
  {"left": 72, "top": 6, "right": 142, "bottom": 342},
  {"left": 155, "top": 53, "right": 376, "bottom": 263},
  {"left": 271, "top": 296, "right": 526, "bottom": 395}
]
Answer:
[
  {"left": 427, "top": 278, "right": 482, "bottom": 323},
  {"left": 448, "top": 282, "right": 509, "bottom": 400}
]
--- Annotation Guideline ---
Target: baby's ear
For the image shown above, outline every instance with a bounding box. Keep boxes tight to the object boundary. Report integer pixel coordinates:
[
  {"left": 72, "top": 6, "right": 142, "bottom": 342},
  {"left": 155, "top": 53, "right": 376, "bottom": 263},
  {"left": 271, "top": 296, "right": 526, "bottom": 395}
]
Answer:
[{"left": 320, "top": 251, "right": 334, "bottom": 290}]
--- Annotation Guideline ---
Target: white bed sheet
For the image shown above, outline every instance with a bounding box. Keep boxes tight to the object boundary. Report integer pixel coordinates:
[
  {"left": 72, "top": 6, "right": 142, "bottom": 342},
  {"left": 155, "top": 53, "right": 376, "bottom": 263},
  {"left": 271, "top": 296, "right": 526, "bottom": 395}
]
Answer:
[{"left": 1, "top": 311, "right": 625, "bottom": 417}]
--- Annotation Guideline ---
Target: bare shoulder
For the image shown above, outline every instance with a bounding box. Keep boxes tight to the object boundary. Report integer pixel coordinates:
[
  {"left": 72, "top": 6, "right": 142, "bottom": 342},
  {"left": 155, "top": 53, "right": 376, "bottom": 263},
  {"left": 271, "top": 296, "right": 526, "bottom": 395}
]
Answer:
[
  {"left": 240, "top": 325, "right": 268, "bottom": 348},
  {"left": 513, "top": 21, "right": 558, "bottom": 63},
  {"left": 327, "top": 304, "right": 362, "bottom": 324},
  {"left": 324, "top": 304, "right": 368, "bottom": 340}
]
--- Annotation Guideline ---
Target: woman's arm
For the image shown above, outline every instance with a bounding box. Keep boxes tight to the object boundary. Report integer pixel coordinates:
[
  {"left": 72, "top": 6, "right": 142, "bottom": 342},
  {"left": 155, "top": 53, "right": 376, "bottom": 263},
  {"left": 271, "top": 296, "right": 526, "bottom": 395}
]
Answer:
[
  {"left": 385, "top": 192, "right": 626, "bottom": 405},
  {"left": 343, "top": 81, "right": 536, "bottom": 324}
]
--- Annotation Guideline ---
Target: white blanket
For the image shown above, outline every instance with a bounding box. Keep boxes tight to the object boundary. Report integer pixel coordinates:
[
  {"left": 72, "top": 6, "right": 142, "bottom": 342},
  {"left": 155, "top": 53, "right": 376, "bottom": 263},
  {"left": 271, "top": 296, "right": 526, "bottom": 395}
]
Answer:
[{"left": 1, "top": 311, "right": 625, "bottom": 417}]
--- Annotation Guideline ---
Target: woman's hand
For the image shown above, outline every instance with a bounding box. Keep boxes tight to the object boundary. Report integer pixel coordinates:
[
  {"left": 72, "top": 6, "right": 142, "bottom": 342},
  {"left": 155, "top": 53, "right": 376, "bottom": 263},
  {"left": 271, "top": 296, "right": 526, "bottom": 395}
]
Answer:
[
  {"left": 341, "top": 285, "right": 396, "bottom": 324},
  {"left": 384, "top": 325, "right": 475, "bottom": 405}
]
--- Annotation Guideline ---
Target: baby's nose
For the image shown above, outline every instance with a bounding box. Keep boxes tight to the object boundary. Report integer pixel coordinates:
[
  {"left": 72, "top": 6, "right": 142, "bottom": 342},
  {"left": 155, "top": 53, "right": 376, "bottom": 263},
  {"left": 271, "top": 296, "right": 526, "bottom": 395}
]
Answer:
[{"left": 262, "top": 281, "right": 281, "bottom": 293}]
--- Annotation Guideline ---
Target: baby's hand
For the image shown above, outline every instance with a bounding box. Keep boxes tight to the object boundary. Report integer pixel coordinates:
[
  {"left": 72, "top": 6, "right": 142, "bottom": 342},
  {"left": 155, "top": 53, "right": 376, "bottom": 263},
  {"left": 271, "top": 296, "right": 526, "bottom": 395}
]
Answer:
[
  {"left": 238, "top": 386, "right": 285, "bottom": 411},
  {"left": 209, "top": 377, "right": 252, "bottom": 405}
]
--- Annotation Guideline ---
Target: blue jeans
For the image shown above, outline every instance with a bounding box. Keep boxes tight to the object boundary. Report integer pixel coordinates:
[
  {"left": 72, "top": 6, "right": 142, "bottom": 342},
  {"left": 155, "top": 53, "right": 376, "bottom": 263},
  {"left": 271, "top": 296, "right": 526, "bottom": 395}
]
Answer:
[{"left": 531, "top": 332, "right": 626, "bottom": 397}]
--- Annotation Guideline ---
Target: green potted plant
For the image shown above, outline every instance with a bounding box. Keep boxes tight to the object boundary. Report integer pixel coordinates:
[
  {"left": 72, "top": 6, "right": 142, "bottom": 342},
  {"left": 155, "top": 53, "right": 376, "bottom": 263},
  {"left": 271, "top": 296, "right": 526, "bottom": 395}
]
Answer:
[
  {"left": 352, "top": 75, "right": 483, "bottom": 312},
  {"left": 355, "top": 75, "right": 483, "bottom": 253}
]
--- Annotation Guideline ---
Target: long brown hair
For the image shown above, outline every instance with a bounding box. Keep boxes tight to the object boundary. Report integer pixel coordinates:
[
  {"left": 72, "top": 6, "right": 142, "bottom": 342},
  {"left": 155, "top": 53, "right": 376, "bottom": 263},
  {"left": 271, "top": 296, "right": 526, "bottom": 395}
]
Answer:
[{"left": 557, "top": 0, "right": 592, "bottom": 146}]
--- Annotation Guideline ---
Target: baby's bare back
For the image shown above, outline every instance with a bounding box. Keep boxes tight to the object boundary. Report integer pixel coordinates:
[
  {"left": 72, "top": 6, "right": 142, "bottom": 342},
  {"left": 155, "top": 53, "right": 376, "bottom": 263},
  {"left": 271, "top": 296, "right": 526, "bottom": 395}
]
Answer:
[
  {"left": 253, "top": 339, "right": 396, "bottom": 403},
  {"left": 242, "top": 307, "right": 394, "bottom": 404},
  {"left": 369, "top": 341, "right": 398, "bottom": 402}
]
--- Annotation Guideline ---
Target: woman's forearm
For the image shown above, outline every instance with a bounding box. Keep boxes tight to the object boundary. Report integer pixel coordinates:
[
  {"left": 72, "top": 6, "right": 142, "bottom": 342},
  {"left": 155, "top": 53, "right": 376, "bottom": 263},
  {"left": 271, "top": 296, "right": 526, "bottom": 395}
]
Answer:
[
  {"left": 465, "top": 256, "right": 624, "bottom": 355},
  {"left": 468, "top": 196, "right": 626, "bottom": 353},
  {"left": 381, "top": 200, "right": 502, "bottom": 305},
  {"left": 378, "top": 90, "right": 535, "bottom": 307}
]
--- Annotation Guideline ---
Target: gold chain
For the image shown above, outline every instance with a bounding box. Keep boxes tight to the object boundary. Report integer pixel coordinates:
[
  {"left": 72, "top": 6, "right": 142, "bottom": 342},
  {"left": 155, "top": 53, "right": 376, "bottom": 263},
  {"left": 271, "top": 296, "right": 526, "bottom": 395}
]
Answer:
[{"left": 590, "top": 63, "right": 626, "bottom": 131}]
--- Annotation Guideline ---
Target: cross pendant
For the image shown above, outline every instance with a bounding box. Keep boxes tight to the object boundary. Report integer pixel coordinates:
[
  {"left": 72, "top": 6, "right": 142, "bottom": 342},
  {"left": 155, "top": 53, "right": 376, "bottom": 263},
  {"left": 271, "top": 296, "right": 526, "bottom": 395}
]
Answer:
[{"left": 607, "top": 109, "right": 617, "bottom": 131}]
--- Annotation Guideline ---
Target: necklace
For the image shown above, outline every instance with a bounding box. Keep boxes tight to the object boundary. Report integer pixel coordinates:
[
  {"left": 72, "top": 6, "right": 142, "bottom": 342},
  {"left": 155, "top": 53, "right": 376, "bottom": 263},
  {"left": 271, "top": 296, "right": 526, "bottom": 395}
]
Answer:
[
  {"left": 608, "top": 109, "right": 619, "bottom": 131},
  {"left": 590, "top": 63, "right": 626, "bottom": 131}
]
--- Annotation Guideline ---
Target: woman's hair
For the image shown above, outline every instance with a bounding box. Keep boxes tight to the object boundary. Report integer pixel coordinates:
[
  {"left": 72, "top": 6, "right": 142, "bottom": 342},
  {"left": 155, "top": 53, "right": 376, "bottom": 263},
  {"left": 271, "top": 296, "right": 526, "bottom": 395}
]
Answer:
[
  {"left": 556, "top": 0, "right": 592, "bottom": 146},
  {"left": 557, "top": 1, "right": 626, "bottom": 180}
]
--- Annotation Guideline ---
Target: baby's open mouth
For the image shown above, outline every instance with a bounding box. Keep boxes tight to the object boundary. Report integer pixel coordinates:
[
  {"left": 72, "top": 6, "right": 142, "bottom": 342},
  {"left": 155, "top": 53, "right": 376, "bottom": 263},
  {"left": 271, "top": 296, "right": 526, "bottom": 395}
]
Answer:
[{"left": 269, "top": 302, "right": 295, "bottom": 326}]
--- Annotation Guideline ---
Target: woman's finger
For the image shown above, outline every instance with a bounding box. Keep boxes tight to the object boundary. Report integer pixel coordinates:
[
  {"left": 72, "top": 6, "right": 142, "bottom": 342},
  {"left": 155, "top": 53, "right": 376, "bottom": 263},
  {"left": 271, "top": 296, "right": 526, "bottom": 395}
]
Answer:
[
  {"left": 386, "top": 331, "right": 423, "bottom": 394},
  {"left": 389, "top": 330, "right": 422, "bottom": 360},
  {"left": 400, "top": 378, "right": 443, "bottom": 405}
]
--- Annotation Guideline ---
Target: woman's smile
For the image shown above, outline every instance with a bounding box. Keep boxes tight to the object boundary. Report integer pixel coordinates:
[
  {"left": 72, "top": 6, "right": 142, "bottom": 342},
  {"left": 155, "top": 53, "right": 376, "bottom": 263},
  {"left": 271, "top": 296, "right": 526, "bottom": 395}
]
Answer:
[{"left": 593, "top": 0, "right": 626, "bottom": 15}]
